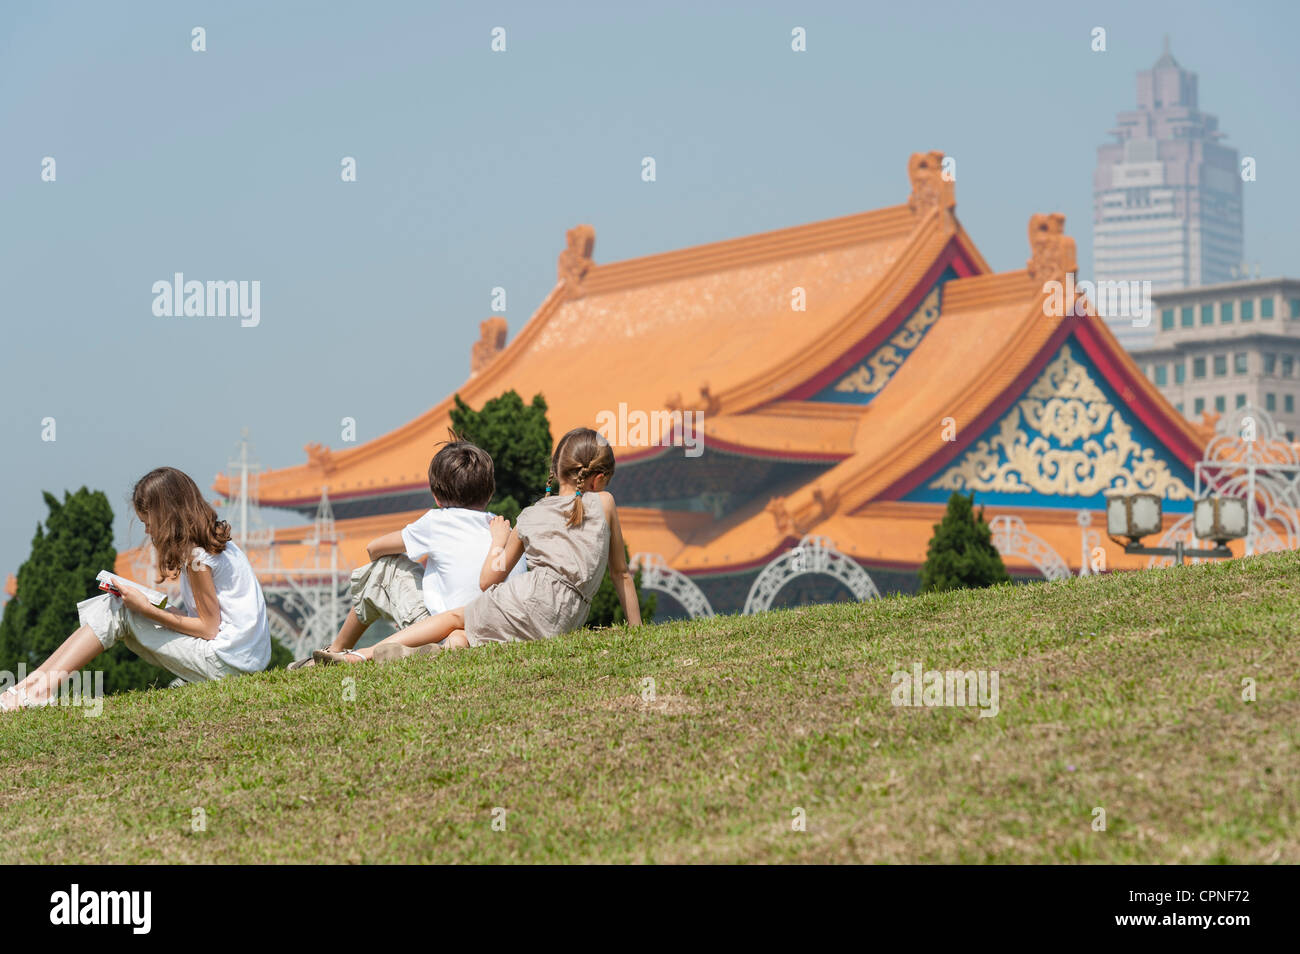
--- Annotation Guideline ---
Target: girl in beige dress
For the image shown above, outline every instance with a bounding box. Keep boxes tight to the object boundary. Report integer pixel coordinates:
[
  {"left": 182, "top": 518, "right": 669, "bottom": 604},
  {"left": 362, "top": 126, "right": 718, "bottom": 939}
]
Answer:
[{"left": 315, "top": 427, "right": 641, "bottom": 663}]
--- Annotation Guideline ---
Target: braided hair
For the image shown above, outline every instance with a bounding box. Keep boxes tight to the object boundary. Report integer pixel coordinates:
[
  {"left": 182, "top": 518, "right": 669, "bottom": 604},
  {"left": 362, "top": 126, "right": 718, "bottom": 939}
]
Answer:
[{"left": 550, "top": 427, "right": 616, "bottom": 527}]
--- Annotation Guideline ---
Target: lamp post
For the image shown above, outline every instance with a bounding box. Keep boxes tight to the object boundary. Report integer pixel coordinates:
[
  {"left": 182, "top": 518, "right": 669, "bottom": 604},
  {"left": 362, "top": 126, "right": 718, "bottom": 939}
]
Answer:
[{"left": 1105, "top": 493, "right": 1247, "bottom": 566}]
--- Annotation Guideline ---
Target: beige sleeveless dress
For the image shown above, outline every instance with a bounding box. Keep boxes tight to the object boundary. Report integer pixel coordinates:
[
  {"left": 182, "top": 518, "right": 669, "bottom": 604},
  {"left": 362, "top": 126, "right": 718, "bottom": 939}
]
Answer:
[{"left": 464, "top": 494, "right": 611, "bottom": 646}]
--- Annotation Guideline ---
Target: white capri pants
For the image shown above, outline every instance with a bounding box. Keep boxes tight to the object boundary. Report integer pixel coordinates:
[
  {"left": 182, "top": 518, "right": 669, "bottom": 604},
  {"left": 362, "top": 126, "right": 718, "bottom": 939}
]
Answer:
[{"left": 76, "top": 593, "right": 235, "bottom": 684}]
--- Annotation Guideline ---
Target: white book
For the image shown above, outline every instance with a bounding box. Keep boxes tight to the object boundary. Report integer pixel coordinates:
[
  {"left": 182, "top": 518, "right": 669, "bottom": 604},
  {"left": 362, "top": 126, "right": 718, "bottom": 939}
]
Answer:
[{"left": 95, "top": 571, "right": 168, "bottom": 608}]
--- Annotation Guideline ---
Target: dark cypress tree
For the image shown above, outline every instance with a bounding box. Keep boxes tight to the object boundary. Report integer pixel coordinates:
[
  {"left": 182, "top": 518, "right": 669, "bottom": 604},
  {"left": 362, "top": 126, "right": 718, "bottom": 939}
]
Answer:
[
  {"left": 919, "top": 492, "right": 1011, "bottom": 593},
  {"left": 0, "top": 489, "right": 172, "bottom": 693}
]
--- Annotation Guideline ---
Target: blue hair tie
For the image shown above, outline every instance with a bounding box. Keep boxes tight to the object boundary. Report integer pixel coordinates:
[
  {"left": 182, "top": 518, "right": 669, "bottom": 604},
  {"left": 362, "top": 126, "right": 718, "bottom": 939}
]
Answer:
[{"left": 574, "top": 489, "right": 583, "bottom": 497}]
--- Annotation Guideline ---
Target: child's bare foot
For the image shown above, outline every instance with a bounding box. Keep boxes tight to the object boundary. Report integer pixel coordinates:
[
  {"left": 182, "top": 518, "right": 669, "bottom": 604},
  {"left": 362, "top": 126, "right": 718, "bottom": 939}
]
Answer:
[
  {"left": 1, "top": 684, "right": 52, "bottom": 712},
  {"left": 311, "top": 648, "right": 366, "bottom": 666},
  {"left": 373, "top": 642, "right": 444, "bottom": 664}
]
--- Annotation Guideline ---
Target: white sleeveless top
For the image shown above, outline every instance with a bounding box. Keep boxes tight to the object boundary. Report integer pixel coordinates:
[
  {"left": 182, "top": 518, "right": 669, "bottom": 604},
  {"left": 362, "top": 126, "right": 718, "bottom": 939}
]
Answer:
[{"left": 180, "top": 541, "right": 271, "bottom": 672}]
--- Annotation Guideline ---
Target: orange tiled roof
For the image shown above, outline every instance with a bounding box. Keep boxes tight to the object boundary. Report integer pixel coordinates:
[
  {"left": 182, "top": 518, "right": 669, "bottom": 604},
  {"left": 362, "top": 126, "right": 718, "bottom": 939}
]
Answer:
[
  {"left": 663, "top": 275, "right": 1206, "bottom": 574},
  {"left": 215, "top": 167, "right": 989, "bottom": 508},
  {"left": 206, "top": 152, "right": 1207, "bottom": 582}
]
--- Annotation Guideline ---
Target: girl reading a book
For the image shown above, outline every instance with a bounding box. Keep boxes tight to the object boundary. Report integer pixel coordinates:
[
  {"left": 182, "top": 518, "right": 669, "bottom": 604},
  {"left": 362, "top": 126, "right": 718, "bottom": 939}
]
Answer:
[{"left": 1, "top": 467, "right": 271, "bottom": 711}]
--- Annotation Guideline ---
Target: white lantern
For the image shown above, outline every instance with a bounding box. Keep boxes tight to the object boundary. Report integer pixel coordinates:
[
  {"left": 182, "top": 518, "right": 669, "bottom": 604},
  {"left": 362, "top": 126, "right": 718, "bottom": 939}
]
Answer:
[
  {"left": 1106, "top": 496, "right": 1129, "bottom": 537},
  {"left": 1194, "top": 496, "right": 1249, "bottom": 543},
  {"left": 1106, "top": 493, "right": 1163, "bottom": 542}
]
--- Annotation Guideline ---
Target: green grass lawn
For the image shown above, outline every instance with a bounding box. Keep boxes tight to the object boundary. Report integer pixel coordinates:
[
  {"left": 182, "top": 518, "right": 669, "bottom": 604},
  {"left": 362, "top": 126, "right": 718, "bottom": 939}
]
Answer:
[{"left": 2, "top": 550, "right": 1296, "bottom": 863}]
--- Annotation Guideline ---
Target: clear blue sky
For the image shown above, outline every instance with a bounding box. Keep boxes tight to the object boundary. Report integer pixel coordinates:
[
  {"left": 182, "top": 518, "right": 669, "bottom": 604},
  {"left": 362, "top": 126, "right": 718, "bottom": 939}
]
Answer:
[{"left": 1, "top": 0, "right": 1297, "bottom": 586}]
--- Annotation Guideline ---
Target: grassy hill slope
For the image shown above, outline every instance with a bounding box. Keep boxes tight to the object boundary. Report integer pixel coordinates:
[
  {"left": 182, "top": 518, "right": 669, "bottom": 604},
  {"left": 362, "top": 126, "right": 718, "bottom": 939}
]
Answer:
[{"left": 1, "top": 550, "right": 1297, "bottom": 863}]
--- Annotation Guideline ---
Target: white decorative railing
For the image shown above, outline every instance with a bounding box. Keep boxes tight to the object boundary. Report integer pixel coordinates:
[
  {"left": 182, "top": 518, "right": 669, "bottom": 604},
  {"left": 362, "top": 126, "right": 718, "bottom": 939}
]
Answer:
[{"left": 742, "top": 535, "right": 881, "bottom": 615}]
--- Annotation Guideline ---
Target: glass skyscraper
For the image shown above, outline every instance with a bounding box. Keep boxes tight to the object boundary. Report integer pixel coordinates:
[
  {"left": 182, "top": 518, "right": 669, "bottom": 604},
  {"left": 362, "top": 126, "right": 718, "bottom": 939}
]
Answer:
[{"left": 1093, "top": 39, "right": 1244, "bottom": 349}]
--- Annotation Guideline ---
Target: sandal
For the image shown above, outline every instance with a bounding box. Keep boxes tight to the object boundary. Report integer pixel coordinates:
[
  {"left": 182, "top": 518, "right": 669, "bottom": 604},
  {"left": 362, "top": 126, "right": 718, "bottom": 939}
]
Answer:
[
  {"left": 1, "top": 685, "right": 51, "bottom": 712},
  {"left": 311, "top": 648, "right": 366, "bottom": 666}
]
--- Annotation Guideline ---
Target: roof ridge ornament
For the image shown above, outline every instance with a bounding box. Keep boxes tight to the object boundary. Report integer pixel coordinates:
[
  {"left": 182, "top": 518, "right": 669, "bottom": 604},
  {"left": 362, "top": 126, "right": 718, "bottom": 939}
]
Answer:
[
  {"left": 470, "top": 316, "right": 507, "bottom": 375},
  {"left": 558, "top": 224, "right": 596, "bottom": 298},
  {"left": 304, "top": 442, "right": 337, "bottom": 476},
  {"left": 1026, "top": 212, "right": 1078, "bottom": 287},
  {"left": 765, "top": 497, "right": 793, "bottom": 535},
  {"left": 906, "top": 150, "right": 956, "bottom": 220},
  {"left": 665, "top": 383, "right": 721, "bottom": 416}
]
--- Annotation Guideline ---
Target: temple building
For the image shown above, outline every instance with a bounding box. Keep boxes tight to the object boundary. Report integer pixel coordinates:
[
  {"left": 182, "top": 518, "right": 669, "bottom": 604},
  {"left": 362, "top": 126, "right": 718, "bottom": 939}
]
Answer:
[{"left": 159, "top": 149, "right": 1236, "bottom": 625}]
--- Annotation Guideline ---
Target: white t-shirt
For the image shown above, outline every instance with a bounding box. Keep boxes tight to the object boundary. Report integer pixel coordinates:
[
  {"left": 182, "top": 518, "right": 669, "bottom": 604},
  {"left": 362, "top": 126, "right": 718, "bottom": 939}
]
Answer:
[
  {"left": 180, "top": 541, "right": 271, "bottom": 673},
  {"left": 401, "top": 508, "right": 524, "bottom": 614}
]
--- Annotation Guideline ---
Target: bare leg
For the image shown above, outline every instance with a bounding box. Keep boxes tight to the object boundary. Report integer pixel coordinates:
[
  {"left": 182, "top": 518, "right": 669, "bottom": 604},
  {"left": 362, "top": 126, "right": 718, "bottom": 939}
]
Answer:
[
  {"left": 3, "top": 625, "right": 103, "bottom": 708},
  {"left": 328, "top": 607, "right": 368, "bottom": 652},
  {"left": 345, "top": 608, "right": 466, "bottom": 661}
]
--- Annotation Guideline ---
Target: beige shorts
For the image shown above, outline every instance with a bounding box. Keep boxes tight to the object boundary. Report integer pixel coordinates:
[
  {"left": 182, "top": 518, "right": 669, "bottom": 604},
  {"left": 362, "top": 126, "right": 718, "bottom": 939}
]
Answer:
[
  {"left": 76, "top": 593, "right": 236, "bottom": 684},
  {"left": 350, "top": 555, "right": 430, "bottom": 629}
]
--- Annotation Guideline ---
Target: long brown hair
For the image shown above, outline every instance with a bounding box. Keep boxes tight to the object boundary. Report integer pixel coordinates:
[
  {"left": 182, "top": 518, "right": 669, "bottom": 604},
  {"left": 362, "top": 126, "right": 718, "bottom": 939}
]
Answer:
[
  {"left": 131, "top": 467, "right": 231, "bottom": 582},
  {"left": 547, "top": 427, "right": 616, "bottom": 528}
]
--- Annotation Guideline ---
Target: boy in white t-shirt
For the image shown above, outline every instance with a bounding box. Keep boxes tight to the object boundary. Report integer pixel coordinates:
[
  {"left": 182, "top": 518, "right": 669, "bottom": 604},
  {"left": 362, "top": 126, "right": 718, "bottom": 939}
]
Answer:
[{"left": 288, "top": 440, "right": 522, "bottom": 668}]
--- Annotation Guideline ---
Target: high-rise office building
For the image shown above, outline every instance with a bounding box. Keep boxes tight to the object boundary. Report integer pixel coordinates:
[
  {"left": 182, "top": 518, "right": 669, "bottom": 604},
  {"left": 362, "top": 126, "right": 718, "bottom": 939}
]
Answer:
[
  {"left": 1093, "top": 39, "right": 1243, "bottom": 350},
  {"left": 1132, "top": 278, "right": 1300, "bottom": 441}
]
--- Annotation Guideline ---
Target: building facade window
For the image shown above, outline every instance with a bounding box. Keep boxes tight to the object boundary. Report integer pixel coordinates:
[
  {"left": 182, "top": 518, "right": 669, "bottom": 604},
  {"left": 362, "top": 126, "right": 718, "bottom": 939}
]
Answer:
[
  {"left": 1234, "top": 352, "right": 1248, "bottom": 374},
  {"left": 1242, "top": 300, "right": 1254, "bottom": 322},
  {"left": 1288, "top": 395, "right": 1296, "bottom": 414},
  {"left": 1193, "top": 356, "right": 1206, "bottom": 379},
  {"left": 1261, "top": 297, "right": 1274, "bottom": 319},
  {"left": 1265, "top": 353, "right": 1277, "bottom": 375},
  {"left": 1155, "top": 364, "right": 1167, "bottom": 386},
  {"left": 1162, "top": 308, "right": 1175, "bottom": 330},
  {"left": 1201, "top": 304, "right": 1215, "bottom": 325},
  {"left": 1214, "top": 354, "right": 1227, "bottom": 376},
  {"left": 1181, "top": 306, "right": 1194, "bottom": 328},
  {"left": 1221, "top": 301, "right": 1234, "bottom": 323},
  {"left": 1175, "top": 402, "right": 1184, "bottom": 414},
  {"left": 1236, "top": 393, "right": 1247, "bottom": 408},
  {"left": 1284, "top": 355, "right": 1295, "bottom": 377},
  {"left": 1215, "top": 395, "right": 1226, "bottom": 413},
  {"left": 1266, "top": 392, "right": 1277, "bottom": 412},
  {"left": 1290, "top": 298, "right": 1300, "bottom": 319},
  {"left": 1194, "top": 397, "right": 1205, "bottom": 415},
  {"left": 1174, "top": 361, "right": 1186, "bottom": 384}
]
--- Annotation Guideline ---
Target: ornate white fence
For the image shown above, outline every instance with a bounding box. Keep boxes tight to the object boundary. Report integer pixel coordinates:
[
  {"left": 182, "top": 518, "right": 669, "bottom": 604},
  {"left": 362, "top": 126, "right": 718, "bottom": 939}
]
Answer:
[
  {"left": 1151, "top": 405, "right": 1300, "bottom": 567},
  {"left": 988, "top": 515, "right": 1072, "bottom": 581},
  {"left": 742, "top": 535, "right": 881, "bottom": 614},
  {"left": 629, "top": 553, "right": 715, "bottom": 619}
]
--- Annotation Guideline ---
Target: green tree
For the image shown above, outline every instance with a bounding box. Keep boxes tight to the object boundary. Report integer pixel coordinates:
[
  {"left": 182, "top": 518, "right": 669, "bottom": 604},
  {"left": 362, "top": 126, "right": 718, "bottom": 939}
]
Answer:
[
  {"left": 586, "top": 545, "right": 656, "bottom": 628},
  {"left": 0, "top": 489, "right": 172, "bottom": 694},
  {"left": 450, "top": 390, "right": 652, "bottom": 627},
  {"left": 266, "top": 637, "right": 294, "bottom": 669},
  {"left": 919, "top": 492, "right": 1011, "bottom": 593},
  {"left": 450, "top": 390, "right": 552, "bottom": 523}
]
